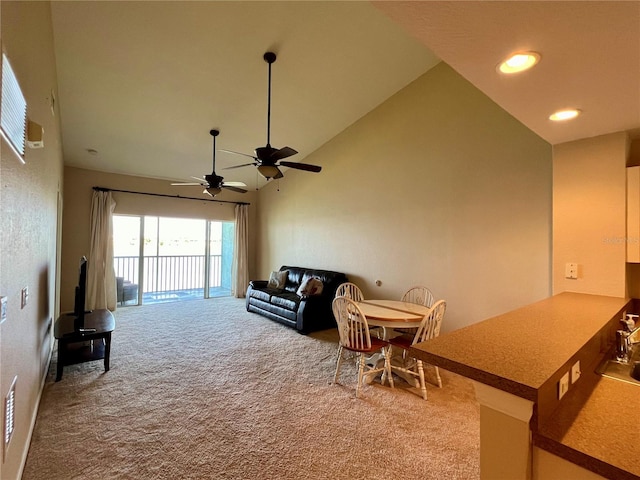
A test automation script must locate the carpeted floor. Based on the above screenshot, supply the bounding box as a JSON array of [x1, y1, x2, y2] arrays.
[[23, 297, 480, 479]]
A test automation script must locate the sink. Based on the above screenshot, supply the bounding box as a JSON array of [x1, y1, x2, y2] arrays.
[[597, 345, 640, 386]]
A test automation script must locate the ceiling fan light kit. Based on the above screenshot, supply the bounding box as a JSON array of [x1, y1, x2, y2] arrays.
[[257, 164, 281, 179]]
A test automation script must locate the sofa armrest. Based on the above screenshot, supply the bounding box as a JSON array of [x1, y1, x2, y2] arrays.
[[249, 280, 268, 289]]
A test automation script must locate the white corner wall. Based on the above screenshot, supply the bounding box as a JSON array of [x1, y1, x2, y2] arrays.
[[553, 132, 628, 297], [255, 63, 552, 332]]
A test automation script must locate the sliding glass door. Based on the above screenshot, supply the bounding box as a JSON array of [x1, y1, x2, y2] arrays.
[[113, 215, 233, 305]]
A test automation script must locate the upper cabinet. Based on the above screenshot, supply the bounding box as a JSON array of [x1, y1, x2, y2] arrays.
[[628, 166, 640, 263]]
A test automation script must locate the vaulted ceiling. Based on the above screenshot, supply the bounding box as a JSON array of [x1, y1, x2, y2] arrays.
[[50, 1, 640, 191]]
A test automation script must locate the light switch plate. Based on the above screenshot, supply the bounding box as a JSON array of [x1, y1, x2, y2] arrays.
[[20, 287, 28, 309], [571, 361, 581, 384], [0, 296, 6, 324]]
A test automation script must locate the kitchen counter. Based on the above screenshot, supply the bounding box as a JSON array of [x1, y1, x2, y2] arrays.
[[411, 292, 638, 479]]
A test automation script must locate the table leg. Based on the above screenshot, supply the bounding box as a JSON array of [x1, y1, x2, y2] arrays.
[[104, 332, 111, 372]]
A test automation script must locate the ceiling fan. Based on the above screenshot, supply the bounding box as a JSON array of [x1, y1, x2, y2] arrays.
[[171, 129, 248, 197], [221, 52, 322, 180]]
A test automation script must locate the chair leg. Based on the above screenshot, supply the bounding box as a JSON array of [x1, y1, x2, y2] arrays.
[[334, 346, 344, 383], [417, 359, 427, 401], [356, 354, 365, 398]]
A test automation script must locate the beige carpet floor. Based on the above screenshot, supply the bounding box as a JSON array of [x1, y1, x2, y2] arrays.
[[23, 297, 480, 479]]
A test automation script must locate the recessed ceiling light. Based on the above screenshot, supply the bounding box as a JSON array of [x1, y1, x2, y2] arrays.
[[498, 52, 541, 74], [549, 109, 582, 121]]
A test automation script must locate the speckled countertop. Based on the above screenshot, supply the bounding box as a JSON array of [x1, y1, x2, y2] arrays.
[[411, 292, 638, 480], [535, 371, 640, 479]]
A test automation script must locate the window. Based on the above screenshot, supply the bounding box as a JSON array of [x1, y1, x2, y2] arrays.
[[1, 53, 27, 161]]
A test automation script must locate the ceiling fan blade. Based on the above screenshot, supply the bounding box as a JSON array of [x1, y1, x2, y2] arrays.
[[222, 181, 247, 187], [273, 168, 284, 180], [223, 162, 256, 170], [219, 149, 257, 160], [203, 189, 213, 197], [171, 182, 204, 186], [269, 146, 298, 162], [222, 185, 248, 194], [278, 161, 322, 173]]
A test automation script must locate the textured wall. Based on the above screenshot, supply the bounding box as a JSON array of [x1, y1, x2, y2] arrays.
[[255, 63, 553, 332], [0, 2, 64, 478]]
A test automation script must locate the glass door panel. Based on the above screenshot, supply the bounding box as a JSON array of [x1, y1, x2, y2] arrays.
[[113, 215, 142, 305], [114, 214, 233, 305]]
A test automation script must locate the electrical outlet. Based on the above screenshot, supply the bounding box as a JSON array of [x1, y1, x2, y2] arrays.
[[558, 371, 570, 399], [20, 287, 28, 309], [565, 263, 578, 279], [571, 361, 581, 384]]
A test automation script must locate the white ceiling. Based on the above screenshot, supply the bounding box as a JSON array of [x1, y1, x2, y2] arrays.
[[375, 1, 640, 145], [51, 1, 640, 192]]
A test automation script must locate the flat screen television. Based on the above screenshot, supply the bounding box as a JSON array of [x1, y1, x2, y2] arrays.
[[73, 256, 88, 331]]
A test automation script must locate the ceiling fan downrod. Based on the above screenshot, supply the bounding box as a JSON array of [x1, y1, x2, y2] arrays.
[[210, 129, 219, 172], [264, 52, 276, 148]]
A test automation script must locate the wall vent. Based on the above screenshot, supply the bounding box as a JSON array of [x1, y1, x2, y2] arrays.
[[4, 376, 17, 460]]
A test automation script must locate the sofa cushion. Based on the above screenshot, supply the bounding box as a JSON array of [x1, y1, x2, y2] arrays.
[[270, 292, 300, 311], [249, 287, 277, 303], [267, 270, 288, 290], [282, 267, 305, 294]]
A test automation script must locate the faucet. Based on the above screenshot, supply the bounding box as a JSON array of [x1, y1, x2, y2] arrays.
[[621, 314, 640, 339], [616, 314, 640, 362]]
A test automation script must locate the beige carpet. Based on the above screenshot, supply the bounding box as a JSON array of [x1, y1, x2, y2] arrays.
[[23, 297, 480, 479]]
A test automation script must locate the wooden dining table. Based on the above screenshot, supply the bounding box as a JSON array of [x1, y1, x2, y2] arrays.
[[356, 299, 432, 388], [357, 299, 430, 339]]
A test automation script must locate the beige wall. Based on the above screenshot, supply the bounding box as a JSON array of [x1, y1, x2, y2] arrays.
[[553, 132, 628, 297], [0, 2, 64, 479], [255, 63, 553, 332], [60, 167, 258, 311]]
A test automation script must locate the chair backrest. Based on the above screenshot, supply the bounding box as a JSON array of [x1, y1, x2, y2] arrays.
[[335, 282, 364, 302], [401, 286, 434, 307], [412, 300, 447, 345], [332, 296, 372, 351]]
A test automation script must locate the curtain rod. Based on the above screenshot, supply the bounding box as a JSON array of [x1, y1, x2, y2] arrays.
[[92, 186, 250, 206]]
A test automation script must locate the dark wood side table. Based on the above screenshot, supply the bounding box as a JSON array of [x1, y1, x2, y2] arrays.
[[54, 309, 115, 381]]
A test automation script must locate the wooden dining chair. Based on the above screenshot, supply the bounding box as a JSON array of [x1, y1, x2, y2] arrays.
[[394, 286, 435, 335], [335, 282, 364, 302], [401, 285, 434, 307], [388, 300, 446, 400], [332, 296, 394, 397]]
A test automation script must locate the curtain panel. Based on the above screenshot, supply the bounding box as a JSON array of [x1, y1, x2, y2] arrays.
[[87, 190, 117, 310], [232, 204, 249, 298]]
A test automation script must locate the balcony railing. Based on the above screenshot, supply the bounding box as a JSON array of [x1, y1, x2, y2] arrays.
[[114, 254, 224, 297]]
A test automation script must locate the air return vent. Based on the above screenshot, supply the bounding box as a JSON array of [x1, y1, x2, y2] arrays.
[[4, 376, 16, 460]]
